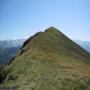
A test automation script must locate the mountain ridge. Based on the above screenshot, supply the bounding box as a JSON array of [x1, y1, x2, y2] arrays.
[[21, 27, 89, 59], [1, 27, 90, 90]]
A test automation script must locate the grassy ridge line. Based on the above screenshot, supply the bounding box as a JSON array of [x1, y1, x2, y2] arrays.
[[1, 27, 90, 90]]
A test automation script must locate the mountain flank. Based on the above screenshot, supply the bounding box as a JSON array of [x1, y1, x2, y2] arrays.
[[1, 27, 90, 90], [75, 40, 90, 53]]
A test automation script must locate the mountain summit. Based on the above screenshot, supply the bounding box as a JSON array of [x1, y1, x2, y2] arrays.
[[1, 27, 90, 90], [22, 27, 90, 59]]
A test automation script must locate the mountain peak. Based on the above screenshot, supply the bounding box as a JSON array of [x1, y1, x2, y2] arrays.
[[45, 26, 60, 33], [46, 26, 57, 30], [20, 27, 90, 60], [2, 27, 90, 90]]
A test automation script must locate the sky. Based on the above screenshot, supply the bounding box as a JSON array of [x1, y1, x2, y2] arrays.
[[0, 0, 90, 41]]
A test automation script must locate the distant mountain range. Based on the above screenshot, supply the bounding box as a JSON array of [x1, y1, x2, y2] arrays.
[[0, 39, 25, 64], [0, 39, 25, 48], [0, 47, 20, 64], [1, 27, 90, 90]]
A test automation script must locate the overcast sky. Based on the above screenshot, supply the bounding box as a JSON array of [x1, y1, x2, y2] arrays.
[[0, 0, 90, 41]]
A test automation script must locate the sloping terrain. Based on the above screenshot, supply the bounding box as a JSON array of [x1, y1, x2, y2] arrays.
[[1, 27, 90, 90], [75, 40, 90, 53]]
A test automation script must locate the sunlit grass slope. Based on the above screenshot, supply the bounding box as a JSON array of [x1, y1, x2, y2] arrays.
[[2, 27, 90, 90]]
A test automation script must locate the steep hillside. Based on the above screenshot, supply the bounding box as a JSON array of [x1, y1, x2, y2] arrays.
[[75, 40, 90, 53], [1, 27, 90, 90]]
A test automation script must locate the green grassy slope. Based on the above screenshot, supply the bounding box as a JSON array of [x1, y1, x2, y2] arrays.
[[1, 27, 90, 90]]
